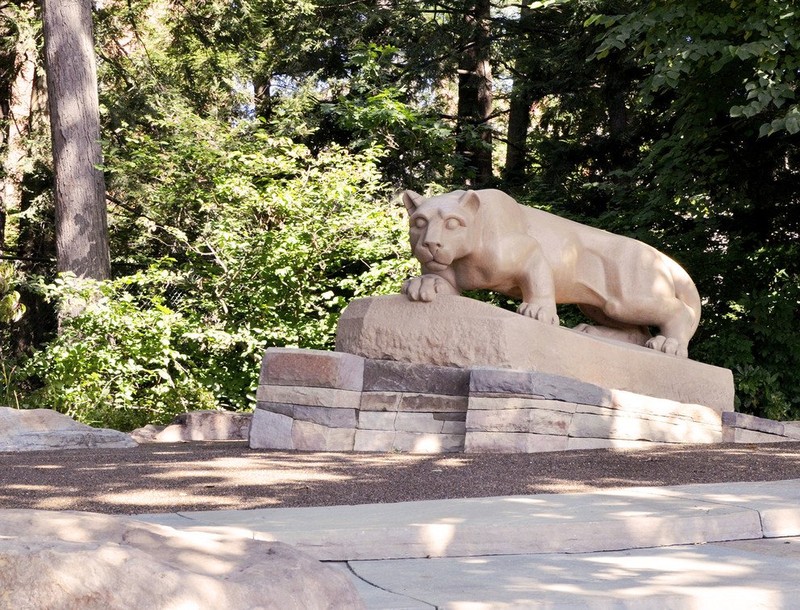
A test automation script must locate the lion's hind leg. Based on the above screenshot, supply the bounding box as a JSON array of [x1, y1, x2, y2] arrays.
[[574, 322, 651, 346], [575, 304, 651, 347], [597, 297, 696, 358], [645, 302, 698, 358]]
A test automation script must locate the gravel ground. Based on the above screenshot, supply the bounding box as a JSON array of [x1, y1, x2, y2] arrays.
[[2, 441, 800, 515]]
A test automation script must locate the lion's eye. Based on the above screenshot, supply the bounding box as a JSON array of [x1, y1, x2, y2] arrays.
[[413, 217, 428, 229], [445, 217, 462, 230]]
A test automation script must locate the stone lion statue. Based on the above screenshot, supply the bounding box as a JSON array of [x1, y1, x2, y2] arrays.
[[401, 189, 701, 358]]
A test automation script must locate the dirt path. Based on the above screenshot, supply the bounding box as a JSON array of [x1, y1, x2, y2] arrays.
[[2, 441, 800, 515]]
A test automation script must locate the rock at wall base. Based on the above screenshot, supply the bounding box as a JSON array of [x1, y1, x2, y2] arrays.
[[131, 411, 252, 444], [0, 408, 137, 452]]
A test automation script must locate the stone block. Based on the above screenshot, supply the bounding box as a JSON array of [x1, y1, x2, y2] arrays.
[[150, 425, 187, 443], [721, 411, 786, 436], [432, 412, 467, 422], [466, 408, 573, 435], [0, 510, 365, 610], [354, 429, 468, 453], [394, 412, 444, 434], [357, 411, 397, 431], [291, 420, 355, 451], [336, 295, 734, 413], [359, 392, 400, 412], [401, 394, 469, 412], [783, 423, 800, 440], [568, 409, 721, 443], [363, 359, 470, 396], [260, 347, 364, 391], [611, 390, 721, 426], [727, 428, 789, 444], [464, 431, 568, 453], [356, 411, 467, 436], [360, 392, 468, 413], [291, 405, 357, 429], [354, 430, 396, 452], [392, 432, 464, 453], [526, 434, 571, 452], [566, 437, 667, 451], [467, 396, 578, 413], [465, 431, 534, 453], [153, 411, 251, 442], [0, 408, 137, 451], [249, 409, 294, 449], [722, 426, 735, 443], [470, 368, 610, 407], [441, 420, 467, 435], [258, 403, 357, 429], [129, 424, 165, 443], [256, 385, 361, 409]]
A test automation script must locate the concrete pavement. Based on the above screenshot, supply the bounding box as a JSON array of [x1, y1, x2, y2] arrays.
[[136, 479, 800, 609]]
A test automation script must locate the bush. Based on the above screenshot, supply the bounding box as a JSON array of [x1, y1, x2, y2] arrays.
[[20, 275, 216, 430], [0, 263, 27, 408], [15, 135, 415, 430]]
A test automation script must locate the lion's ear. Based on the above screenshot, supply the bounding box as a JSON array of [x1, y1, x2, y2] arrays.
[[402, 190, 425, 214], [459, 190, 481, 213]]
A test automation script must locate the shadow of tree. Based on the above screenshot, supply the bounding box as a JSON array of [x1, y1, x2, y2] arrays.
[[349, 539, 800, 609], [1, 441, 799, 514]]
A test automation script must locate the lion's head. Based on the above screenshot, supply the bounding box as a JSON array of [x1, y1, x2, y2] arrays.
[[402, 190, 480, 270]]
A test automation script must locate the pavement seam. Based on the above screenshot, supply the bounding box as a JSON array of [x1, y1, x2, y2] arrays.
[[675, 492, 776, 541], [168, 512, 196, 522], [344, 560, 438, 609]]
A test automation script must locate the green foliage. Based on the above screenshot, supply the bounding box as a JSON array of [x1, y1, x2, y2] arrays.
[[323, 43, 457, 188], [0, 264, 25, 324], [4, 0, 422, 430], [693, 268, 800, 420], [583, 0, 800, 419], [15, 125, 413, 428], [104, 105, 415, 345], [590, 0, 800, 137], [7, 0, 800, 426], [21, 274, 217, 430], [0, 264, 26, 408]]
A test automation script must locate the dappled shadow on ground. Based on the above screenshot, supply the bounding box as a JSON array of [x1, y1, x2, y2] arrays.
[[1, 441, 800, 515], [349, 539, 800, 609]]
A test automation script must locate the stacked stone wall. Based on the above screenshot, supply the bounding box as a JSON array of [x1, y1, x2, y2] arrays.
[[251, 348, 726, 453]]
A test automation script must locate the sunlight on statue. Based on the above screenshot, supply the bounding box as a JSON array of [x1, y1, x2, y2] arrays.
[[401, 189, 701, 358]]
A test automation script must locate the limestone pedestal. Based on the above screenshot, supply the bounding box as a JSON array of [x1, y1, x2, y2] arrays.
[[249, 296, 737, 453], [335, 295, 734, 414]]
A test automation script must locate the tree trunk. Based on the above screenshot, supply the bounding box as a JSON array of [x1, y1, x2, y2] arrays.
[[253, 74, 272, 123], [2, 14, 38, 253], [1, 10, 15, 248], [41, 0, 110, 280], [503, 1, 534, 185], [455, 0, 493, 186], [504, 88, 535, 185]]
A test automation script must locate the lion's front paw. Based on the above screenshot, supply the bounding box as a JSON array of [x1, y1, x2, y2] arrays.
[[646, 335, 688, 358], [402, 274, 457, 302], [518, 301, 559, 325]]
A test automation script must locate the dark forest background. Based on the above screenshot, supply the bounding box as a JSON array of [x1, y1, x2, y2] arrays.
[[2, 0, 799, 428]]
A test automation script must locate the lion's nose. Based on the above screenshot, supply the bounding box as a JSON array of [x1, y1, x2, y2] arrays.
[[424, 239, 441, 255]]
